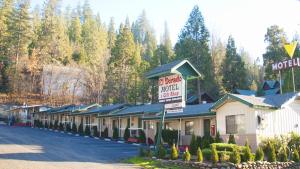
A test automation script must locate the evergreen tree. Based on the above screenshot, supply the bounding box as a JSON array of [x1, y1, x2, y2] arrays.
[[222, 36, 248, 92], [183, 147, 191, 162], [278, 147, 288, 162], [215, 131, 223, 143], [189, 133, 198, 155], [72, 123, 77, 133], [228, 134, 236, 144], [107, 17, 116, 49], [124, 127, 130, 141], [230, 147, 241, 164], [267, 142, 276, 162], [292, 149, 300, 162], [211, 144, 219, 164], [170, 144, 178, 160], [244, 140, 253, 162], [175, 5, 217, 97], [84, 125, 90, 136], [112, 127, 118, 139]]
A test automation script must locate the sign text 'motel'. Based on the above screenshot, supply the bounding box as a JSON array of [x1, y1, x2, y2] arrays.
[[272, 57, 300, 71], [158, 74, 182, 103]]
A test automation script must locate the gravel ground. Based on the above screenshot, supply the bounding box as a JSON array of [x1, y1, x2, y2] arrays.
[[0, 125, 140, 169]]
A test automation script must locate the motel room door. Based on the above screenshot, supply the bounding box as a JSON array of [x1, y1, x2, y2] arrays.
[[203, 119, 210, 137]]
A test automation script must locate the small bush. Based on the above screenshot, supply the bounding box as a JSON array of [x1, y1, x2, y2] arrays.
[[255, 147, 264, 161], [243, 141, 252, 162], [182, 147, 191, 162], [78, 123, 84, 135], [92, 126, 98, 137], [45, 121, 48, 128], [103, 127, 108, 138], [66, 123, 71, 132], [161, 129, 178, 146], [170, 144, 178, 160], [202, 136, 212, 148], [49, 122, 53, 129], [220, 152, 230, 163], [230, 147, 241, 164], [139, 147, 146, 157], [54, 120, 58, 130], [124, 127, 130, 141], [139, 129, 146, 143], [215, 131, 223, 143], [292, 149, 300, 162], [278, 147, 288, 162], [190, 133, 198, 155], [228, 134, 236, 144], [211, 144, 219, 164], [211, 143, 245, 152], [157, 144, 166, 159], [267, 142, 276, 162], [85, 125, 91, 136], [197, 147, 203, 162], [59, 123, 64, 131], [202, 148, 212, 160], [72, 123, 77, 133], [112, 127, 118, 139]]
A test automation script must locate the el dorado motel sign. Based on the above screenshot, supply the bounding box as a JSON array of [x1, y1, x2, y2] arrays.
[[158, 74, 185, 113]]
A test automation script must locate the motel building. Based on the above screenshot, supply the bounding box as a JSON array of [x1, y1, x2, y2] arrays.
[[29, 59, 300, 150]]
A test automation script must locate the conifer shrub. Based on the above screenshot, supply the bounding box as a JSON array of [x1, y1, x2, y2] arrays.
[[182, 147, 191, 162], [171, 144, 178, 160], [190, 133, 198, 155], [197, 147, 203, 162], [72, 123, 77, 133], [220, 152, 230, 163], [211, 144, 219, 164], [59, 123, 64, 131], [66, 123, 71, 132], [45, 121, 48, 128], [255, 147, 264, 161], [103, 127, 108, 138], [215, 131, 223, 143], [85, 125, 91, 136], [139, 129, 146, 143], [243, 140, 253, 162], [267, 142, 276, 162], [54, 120, 58, 130], [278, 147, 288, 162], [49, 122, 53, 129], [157, 144, 166, 159], [78, 123, 84, 135], [228, 134, 236, 144], [92, 126, 98, 137], [112, 127, 118, 139], [230, 147, 241, 164], [139, 147, 146, 157], [124, 127, 130, 141], [292, 149, 300, 162]]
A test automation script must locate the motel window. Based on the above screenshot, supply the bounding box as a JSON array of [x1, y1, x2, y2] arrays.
[[226, 115, 245, 134], [185, 121, 194, 135]]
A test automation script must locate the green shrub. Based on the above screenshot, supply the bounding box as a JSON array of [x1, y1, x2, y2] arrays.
[[202, 148, 212, 160], [243, 141, 252, 162], [228, 134, 236, 144], [190, 133, 198, 155], [171, 144, 178, 160], [161, 129, 178, 146], [45, 121, 48, 128], [202, 136, 213, 148], [54, 120, 58, 130], [124, 127, 130, 141], [292, 149, 300, 162], [139, 147, 146, 157], [267, 142, 276, 162], [85, 125, 91, 136], [78, 123, 84, 135], [288, 132, 300, 150], [92, 126, 98, 137], [157, 144, 166, 159], [49, 122, 53, 129], [197, 147, 203, 162], [278, 147, 288, 162], [215, 131, 223, 143], [183, 147, 191, 162], [112, 127, 118, 139], [66, 123, 71, 132], [103, 127, 108, 138], [230, 147, 241, 164], [255, 147, 264, 161], [59, 123, 64, 131], [211, 143, 245, 152], [211, 144, 219, 164], [72, 123, 77, 133], [139, 129, 146, 143], [220, 152, 230, 163]]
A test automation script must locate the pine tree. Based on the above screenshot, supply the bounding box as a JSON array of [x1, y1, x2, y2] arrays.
[[211, 144, 219, 164], [107, 17, 116, 49], [215, 131, 223, 143], [190, 133, 198, 155], [267, 142, 276, 162], [175, 5, 217, 97], [124, 127, 130, 141], [228, 134, 236, 144], [170, 144, 178, 160], [292, 149, 300, 162], [222, 36, 248, 92], [183, 147, 191, 162], [197, 147, 203, 162], [230, 147, 241, 164], [244, 140, 253, 162]]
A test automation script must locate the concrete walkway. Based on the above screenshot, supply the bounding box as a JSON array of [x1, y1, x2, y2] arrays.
[[0, 125, 139, 169]]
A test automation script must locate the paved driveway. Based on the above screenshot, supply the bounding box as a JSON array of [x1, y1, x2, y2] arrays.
[[0, 125, 139, 169]]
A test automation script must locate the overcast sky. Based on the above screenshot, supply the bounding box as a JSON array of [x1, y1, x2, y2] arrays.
[[32, 0, 300, 62]]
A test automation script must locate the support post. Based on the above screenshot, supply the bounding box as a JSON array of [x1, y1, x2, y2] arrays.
[[279, 70, 282, 94], [118, 117, 121, 138], [155, 109, 166, 155], [99, 118, 102, 137], [292, 67, 296, 92]]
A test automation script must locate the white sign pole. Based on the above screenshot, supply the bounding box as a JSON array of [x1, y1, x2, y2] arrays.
[[279, 70, 282, 94], [292, 67, 296, 92]]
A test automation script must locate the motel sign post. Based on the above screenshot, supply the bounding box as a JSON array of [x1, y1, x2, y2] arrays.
[[145, 59, 201, 154]]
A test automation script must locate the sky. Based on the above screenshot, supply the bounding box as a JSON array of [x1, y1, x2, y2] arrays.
[[31, 0, 300, 62]]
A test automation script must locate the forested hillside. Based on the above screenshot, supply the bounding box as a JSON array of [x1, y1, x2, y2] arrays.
[[0, 0, 298, 105]]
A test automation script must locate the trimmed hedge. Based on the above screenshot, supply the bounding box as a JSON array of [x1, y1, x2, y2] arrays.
[[211, 143, 246, 152]]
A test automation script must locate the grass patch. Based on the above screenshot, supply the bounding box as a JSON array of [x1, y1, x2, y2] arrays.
[[123, 156, 189, 169]]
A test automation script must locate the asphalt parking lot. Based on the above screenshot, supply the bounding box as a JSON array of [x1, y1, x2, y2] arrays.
[[0, 125, 139, 169]]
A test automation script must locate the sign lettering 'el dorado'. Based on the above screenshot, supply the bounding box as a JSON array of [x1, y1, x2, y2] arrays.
[[158, 74, 184, 113]]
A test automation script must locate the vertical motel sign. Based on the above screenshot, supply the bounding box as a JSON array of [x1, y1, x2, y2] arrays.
[[159, 74, 185, 113]]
